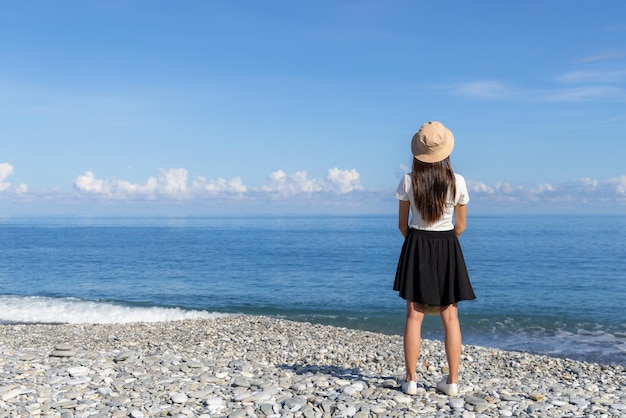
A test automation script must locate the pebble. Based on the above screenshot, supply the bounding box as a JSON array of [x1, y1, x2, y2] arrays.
[[465, 395, 488, 406], [530, 391, 546, 402], [449, 398, 464, 409], [1, 389, 22, 401], [50, 343, 77, 358], [0, 315, 623, 417], [171, 392, 188, 404], [67, 366, 90, 377], [114, 350, 134, 362]]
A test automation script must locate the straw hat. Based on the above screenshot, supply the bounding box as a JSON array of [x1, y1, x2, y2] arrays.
[[411, 121, 455, 163]]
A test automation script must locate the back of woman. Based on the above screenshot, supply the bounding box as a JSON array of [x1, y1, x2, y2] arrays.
[[394, 121, 476, 397]]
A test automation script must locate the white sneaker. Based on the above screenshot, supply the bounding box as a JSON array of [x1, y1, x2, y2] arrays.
[[437, 378, 458, 396], [401, 380, 417, 395]]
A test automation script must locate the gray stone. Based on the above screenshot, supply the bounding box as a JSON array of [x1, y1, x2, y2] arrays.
[[114, 351, 134, 362], [51, 350, 76, 357], [227, 410, 247, 418], [336, 405, 357, 417], [259, 403, 276, 415], [232, 377, 250, 387], [67, 366, 90, 377], [465, 395, 488, 406], [54, 343, 74, 351], [171, 392, 188, 404], [449, 398, 464, 409]]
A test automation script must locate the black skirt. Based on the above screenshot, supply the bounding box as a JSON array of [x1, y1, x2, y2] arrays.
[[394, 228, 476, 305]]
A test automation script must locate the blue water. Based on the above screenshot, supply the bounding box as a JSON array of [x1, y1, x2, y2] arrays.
[[0, 215, 624, 366]]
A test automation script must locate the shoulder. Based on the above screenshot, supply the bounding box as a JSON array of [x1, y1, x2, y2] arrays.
[[453, 173, 469, 204], [395, 172, 412, 200], [399, 172, 412, 185], [454, 173, 467, 187]]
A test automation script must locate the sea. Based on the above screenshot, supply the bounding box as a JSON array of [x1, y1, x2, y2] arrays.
[[0, 214, 624, 366]]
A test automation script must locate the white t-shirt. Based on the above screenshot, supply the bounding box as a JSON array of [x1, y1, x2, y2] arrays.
[[395, 172, 469, 231]]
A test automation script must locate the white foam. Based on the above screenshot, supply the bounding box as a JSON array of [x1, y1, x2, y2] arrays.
[[0, 295, 229, 324]]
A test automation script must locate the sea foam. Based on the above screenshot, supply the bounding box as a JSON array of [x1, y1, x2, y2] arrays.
[[0, 295, 227, 324]]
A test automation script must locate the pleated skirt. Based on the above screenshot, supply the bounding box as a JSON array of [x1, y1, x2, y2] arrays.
[[394, 228, 476, 305]]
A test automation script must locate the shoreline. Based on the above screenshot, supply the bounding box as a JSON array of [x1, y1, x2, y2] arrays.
[[0, 315, 624, 417]]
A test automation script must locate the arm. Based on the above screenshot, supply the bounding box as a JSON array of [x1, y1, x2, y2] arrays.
[[398, 200, 410, 238], [453, 204, 467, 237]]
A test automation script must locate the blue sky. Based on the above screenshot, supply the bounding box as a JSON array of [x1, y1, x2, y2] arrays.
[[1, 1, 625, 215]]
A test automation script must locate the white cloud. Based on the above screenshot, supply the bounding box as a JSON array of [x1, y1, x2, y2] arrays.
[[0, 163, 16, 192], [542, 86, 626, 102], [449, 80, 516, 99], [158, 168, 188, 196], [579, 177, 599, 189], [5, 167, 624, 214], [534, 183, 554, 194], [259, 168, 362, 196], [74, 167, 363, 200], [74, 171, 106, 194], [468, 177, 626, 208], [468, 181, 495, 194], [14, 183, 28, 195], [607, 175, 626, 195], [261, 170, 324, 195], [578, 51, 626, 63], [0, 162, 28, 194], [493, 182, 519, 194], [547, 68, 626, 101], [449, 66, 626, 103], [326, 167, 363, 194], [557, 70, 626, 84], [74, 168, 191, 199], [192, 176, 247, 194]]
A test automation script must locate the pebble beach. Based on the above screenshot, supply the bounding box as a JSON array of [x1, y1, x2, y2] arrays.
[[0, 315, 624, 418]]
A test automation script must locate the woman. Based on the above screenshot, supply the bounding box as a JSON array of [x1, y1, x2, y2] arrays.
[[394, 121, 476, 397]]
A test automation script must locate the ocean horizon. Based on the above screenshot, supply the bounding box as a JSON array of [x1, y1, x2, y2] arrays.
[[0, 214, 624, 366]]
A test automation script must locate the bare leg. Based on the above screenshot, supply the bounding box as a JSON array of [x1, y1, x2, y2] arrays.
[[439, 304, 461, 383], [404, 301, 425, 381]]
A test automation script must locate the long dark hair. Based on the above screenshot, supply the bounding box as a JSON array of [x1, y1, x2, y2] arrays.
[[412, 157, 456, 225]]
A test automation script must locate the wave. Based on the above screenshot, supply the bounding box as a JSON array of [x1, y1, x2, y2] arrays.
[[456, 315, 626, 366], [0, 295, 228, 324]]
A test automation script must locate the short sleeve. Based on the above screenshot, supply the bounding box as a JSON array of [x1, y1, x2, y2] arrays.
[[455, 174, 470, 205], [395, 174, 411, 201]]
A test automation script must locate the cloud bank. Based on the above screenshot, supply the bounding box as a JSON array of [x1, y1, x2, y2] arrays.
[[1, 162, 625, 214], [466, 176, 626, 212], [73, 167, 363, 200]]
